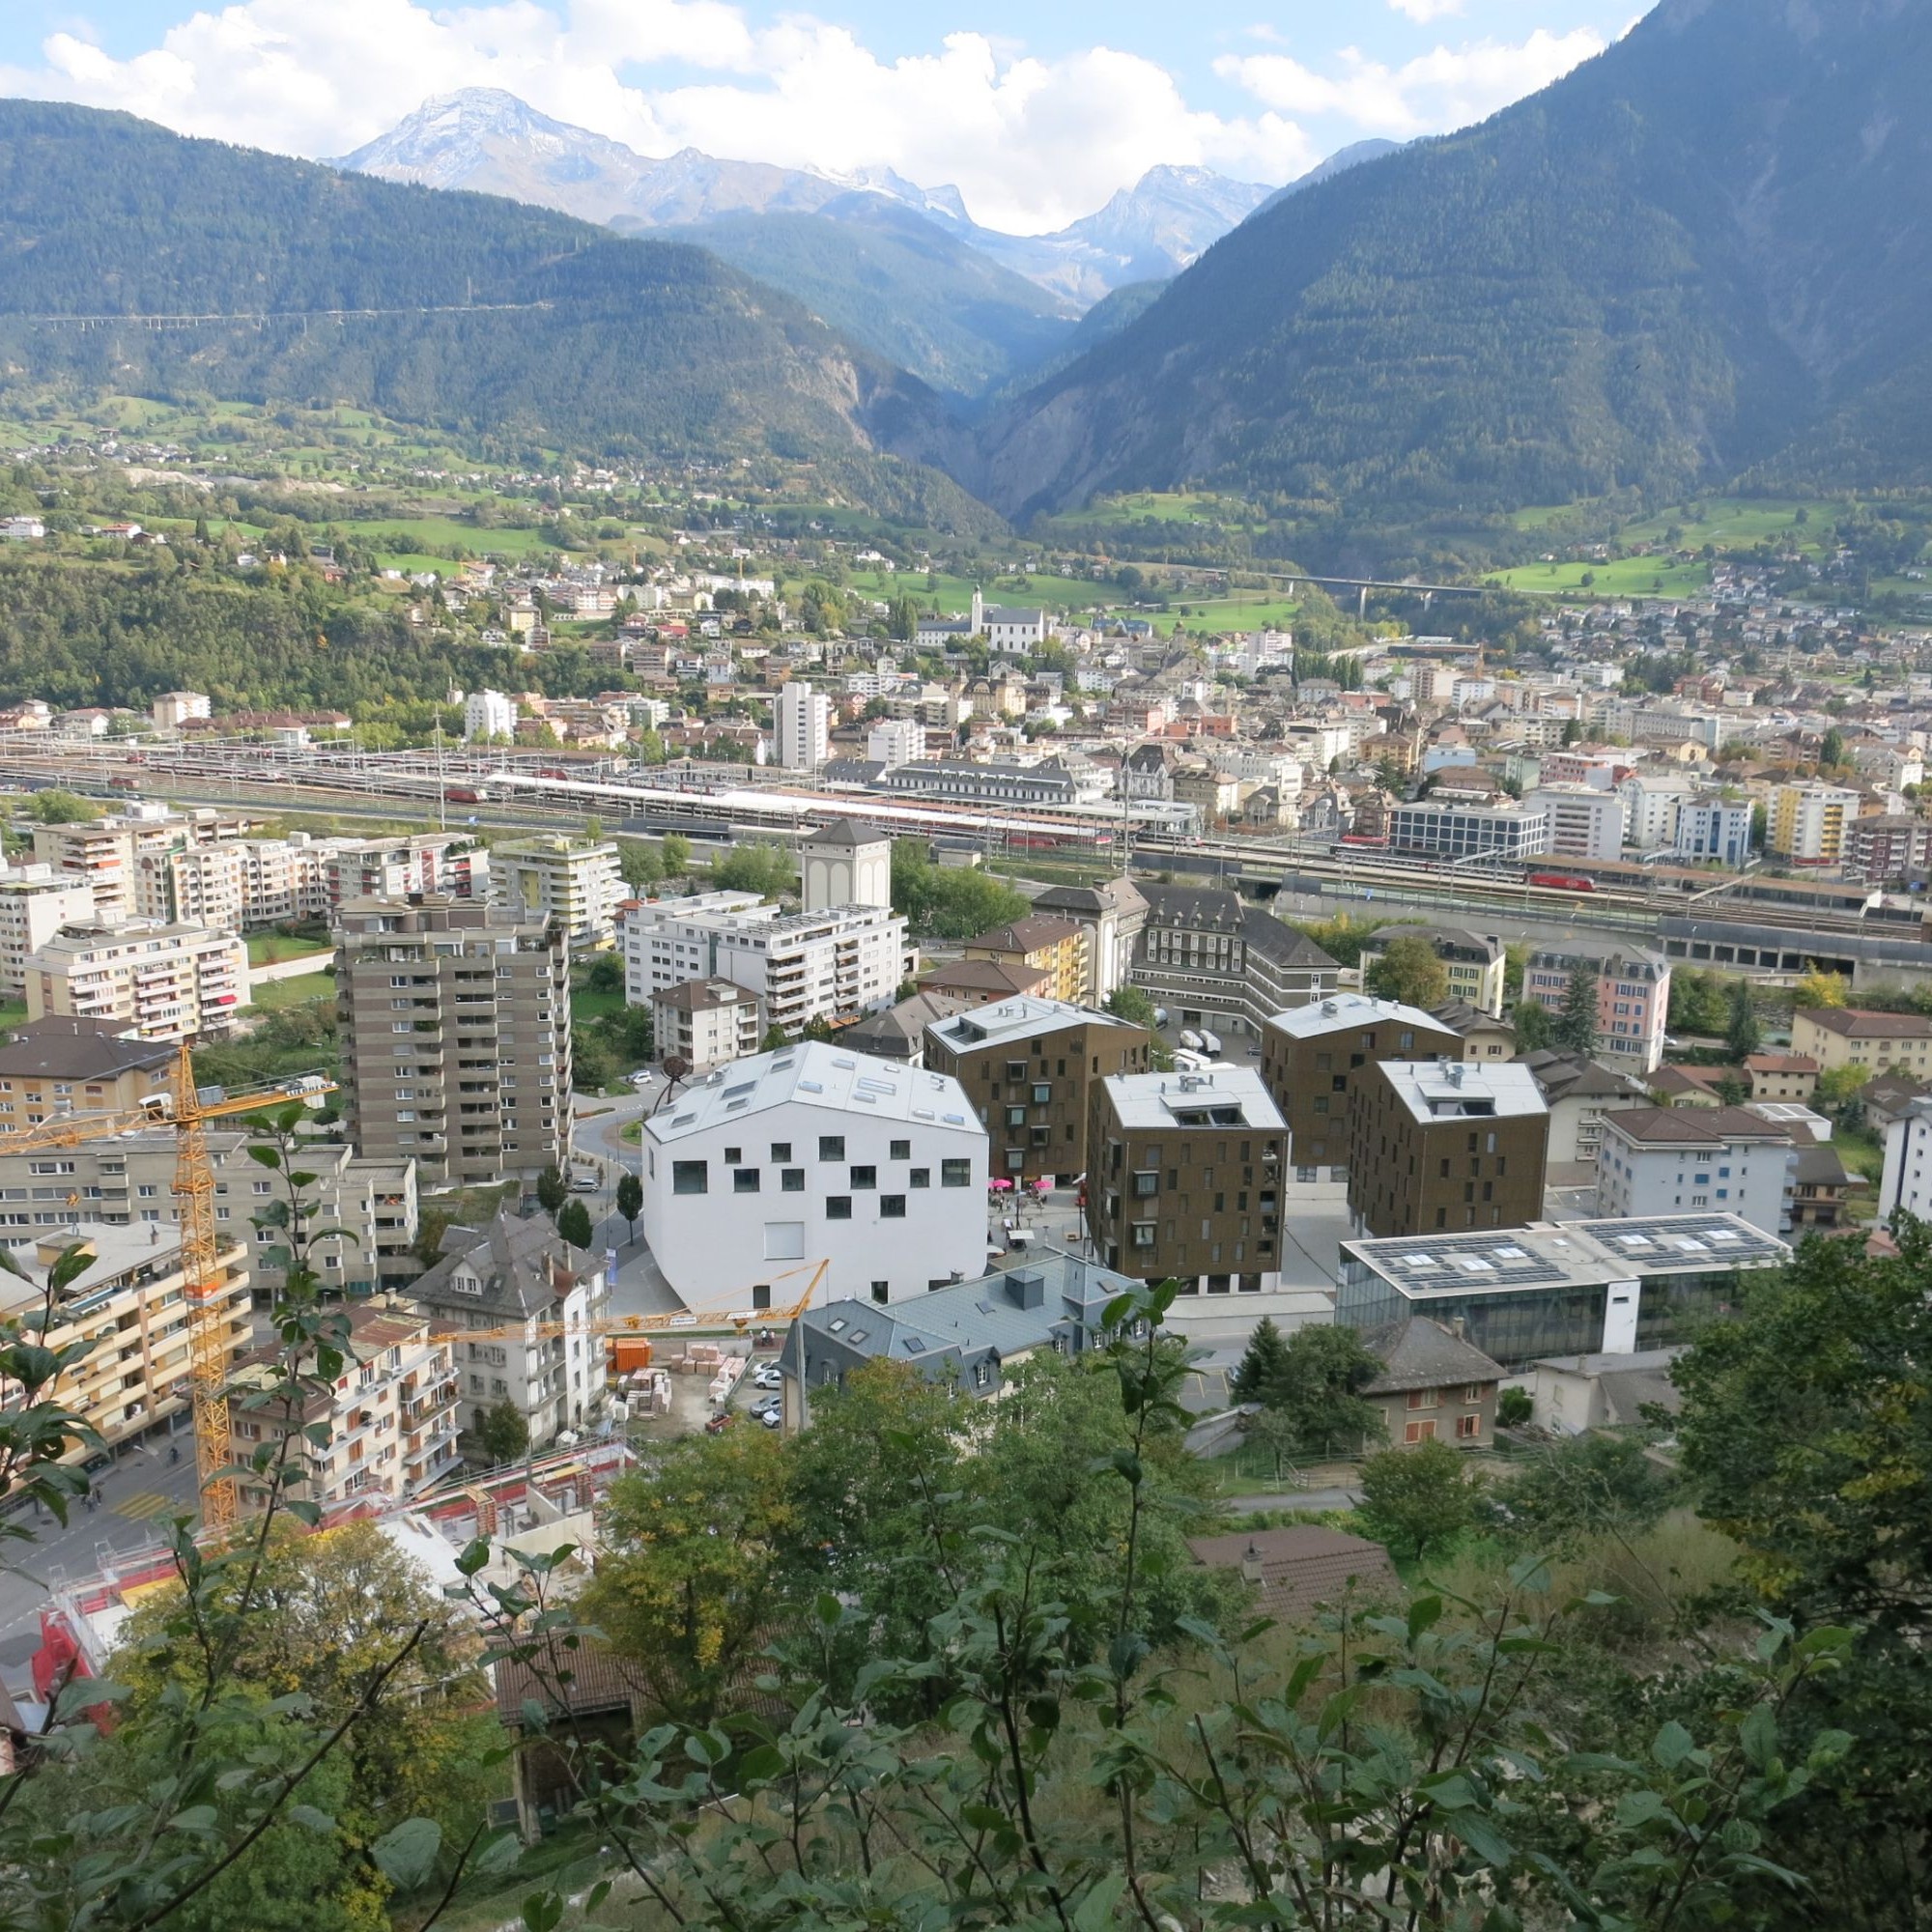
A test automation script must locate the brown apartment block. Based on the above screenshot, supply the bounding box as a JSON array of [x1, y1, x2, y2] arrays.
[[336, 895, 572, 1187], [1348, 1059, 1550, 1238], [1085, 1066, 1288, 1296], [923, 995, 1150, 1182], [1260, 993, 1461, 1179]]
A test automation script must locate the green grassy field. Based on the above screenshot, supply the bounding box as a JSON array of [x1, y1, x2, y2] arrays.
[[341, 514, 557, 556], [1050, 490, 1262, 529], [245, 931, 330, 965], [1491, 554, 1715, 598], [846, 567, 1107, 614], [572, 983, 626, 1025], [249, 971, 335, 1011]]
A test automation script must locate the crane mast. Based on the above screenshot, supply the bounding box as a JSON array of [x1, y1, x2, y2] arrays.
[[0, 1043, 334, 1535]]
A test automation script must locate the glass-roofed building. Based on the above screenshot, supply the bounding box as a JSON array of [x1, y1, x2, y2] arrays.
[[1336, 1213, 1787, 1368]]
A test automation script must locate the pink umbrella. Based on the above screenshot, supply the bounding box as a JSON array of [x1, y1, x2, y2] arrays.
[[988, 1178, 1015, 1192]]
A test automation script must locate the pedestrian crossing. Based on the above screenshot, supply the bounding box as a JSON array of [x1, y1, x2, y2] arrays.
[[112, 1490, 184, 1522]]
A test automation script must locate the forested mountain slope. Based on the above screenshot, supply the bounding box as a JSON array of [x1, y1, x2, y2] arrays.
[[972, 0, 1932, 519], [0, 101, 991, 531]]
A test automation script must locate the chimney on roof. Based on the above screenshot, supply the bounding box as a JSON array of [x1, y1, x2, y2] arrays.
[[1240, 1542, 1264, 1587]]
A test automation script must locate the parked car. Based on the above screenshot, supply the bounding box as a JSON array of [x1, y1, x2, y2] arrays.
[[753, 1366, 783, 1389], [757, 1407, 781, 1429]]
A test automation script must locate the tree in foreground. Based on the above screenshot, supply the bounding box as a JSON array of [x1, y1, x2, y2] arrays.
[[1357, 1435, 1481, 1561]]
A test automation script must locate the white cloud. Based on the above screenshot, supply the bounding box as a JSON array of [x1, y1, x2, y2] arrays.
[[1387, 0, 1465, 21], [1214, 26, 1605, 140], [0, 1, 1601, 233]]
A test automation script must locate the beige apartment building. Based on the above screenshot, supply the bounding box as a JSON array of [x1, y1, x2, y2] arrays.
[[0, 1225, 252, 1480], [336, 896, 572, 1187], [31, 807, 253, 925], [0, 1018, 176, 1129], [1792, 1007, 1932, 1076], [651, 978, 762, 1073], [228, 1301, 463, 1512], [26, 921, 250, 1041]]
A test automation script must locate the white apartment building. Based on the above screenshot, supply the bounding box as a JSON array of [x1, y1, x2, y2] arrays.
[[1528, 783, 1626, 864], [777, 681, 832, 771], [229, 1301, 462, 1511], [323, 834, 490, 911], [1880, 1096, 1932, 1226], [1619, 775, 1697, 850], [464, 688, 518, 741], [866, 717, 926, 765], [638, 1042, 988, 1308], [496, 836, 624, 950], [1596, 1107, 1798, 1239], [1676, 798, 1754, 868], [26, 922, 250, 1041], [620, 894, 907, 1035], [408, 1209, 611, 1448], [0, 865, 95, 997]]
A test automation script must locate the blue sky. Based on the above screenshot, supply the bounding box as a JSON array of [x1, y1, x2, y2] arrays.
[[0, 1, 1640, 231]]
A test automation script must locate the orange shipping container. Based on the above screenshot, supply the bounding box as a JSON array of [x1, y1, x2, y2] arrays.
[[609, 1338, 654, 1374]]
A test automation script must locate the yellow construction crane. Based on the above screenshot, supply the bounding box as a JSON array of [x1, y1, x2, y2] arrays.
[[0, 1042, 337, 1531], [431, 1257, 829, 1350]]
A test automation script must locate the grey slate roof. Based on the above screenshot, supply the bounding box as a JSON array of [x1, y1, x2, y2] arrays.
[[1033, 876, 1149, 921], [1359, 1316, 1506, 1396], [842, 992, 968, 1059], [0, 1018, 175, 1081], [1519, 1049, 1651, 1105], [805, 819, 886, 849], [409, 1208, 574, 1320], [782, 1247, 1134, 1400]]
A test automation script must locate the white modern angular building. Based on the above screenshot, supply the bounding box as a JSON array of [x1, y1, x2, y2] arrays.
[[637, 1041, 989, 1308]]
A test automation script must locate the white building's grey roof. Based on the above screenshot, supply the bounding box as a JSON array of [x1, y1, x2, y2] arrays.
[[927, 995, 1137, 1054], [1099, 1066, 1287, 1132], [643, 1040, 981, 1146], [1378, 1060, 1548, 1124], [1344, 1213, 1787, 1300], [1262, 992, 1447, 1041]]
